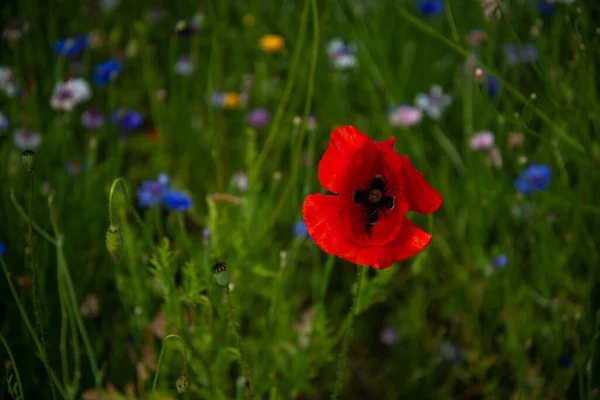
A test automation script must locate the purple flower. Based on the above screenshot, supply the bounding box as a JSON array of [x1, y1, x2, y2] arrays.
[[111, 108, 143, 131], [485, 75, 501, 98], [0, 241, 6, 257], [558, 353, 573, 368], [93, 59, 122, 86], [416, 0, 444, 16], [292, 219, 308, 238], [136, 174, 169, 208], [164, 190, 192, 212], [539, 0, 555, 16], [81, 108, 105, 129], [245, 108, 271, 128], [514, 164, 551, 195], [503, 43, 538, 66], [379, 328, 399, 345], [53, 35, 89, 57], [0, 111, 9, 131], [493, 254, 508, 268], [519, 43, 538, 64]]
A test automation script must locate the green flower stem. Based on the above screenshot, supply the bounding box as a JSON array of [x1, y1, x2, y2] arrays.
[[394, 4, 584, 152], [26, 173, 56, 400], [0, 257, 67, 398], [9, 189, 56, 246], [108, 178, 154, 249], [223, 286, 254, 399], [331, 266, 367, 400], [0, 333, 24, 400], [152, 334, 188, 392], [48, 196, 103, 395]]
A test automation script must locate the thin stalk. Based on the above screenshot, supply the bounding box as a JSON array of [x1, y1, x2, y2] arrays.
[[0, 257, 67, 398], [48, 197, 103, 393], [108, 178, 154, 249], [331, 266, 367, 400], [0, 333, 24, 400], [224, 286, 254, 399], [152, 334, 188, 392], [10, 190, 56, 246], [26, 173, 56, 400]]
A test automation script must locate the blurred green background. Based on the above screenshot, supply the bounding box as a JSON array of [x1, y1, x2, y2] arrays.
[[1, 0, 600, 398]]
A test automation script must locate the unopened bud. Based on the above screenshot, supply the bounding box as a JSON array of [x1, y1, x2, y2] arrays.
[[106, 225, 122, 260], [176, 375, 190, 393], [211, 261, 230, 287], [21, 150, 35, 172]]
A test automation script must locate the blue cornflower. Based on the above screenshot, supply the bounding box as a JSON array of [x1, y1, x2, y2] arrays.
[[558, 353, 574, 368], [53, 35, 89, 57], [0, 241, 6, 257], [493, 254, 508, 268], [514, 164, 551, 195], [93, 60, 122, 86], [485, 75, 501, 98], [136, 174, 169, 208], [292, 219, 308, 238], [164, 190, 192, 212], [111, 108, 143, 131], [416, 0, 444, 16], [0, 111, 9, 131], [539, 0, 555, 16]]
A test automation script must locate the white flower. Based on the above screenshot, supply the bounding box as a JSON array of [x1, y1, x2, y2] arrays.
[[470, 131, 495, 150], [414, 85, 452, 120], [388, 105, 423, 127], [174, 56, 194, 76], [50, 78, 92, 111], [13, 128, 42, 151], [327, 38, 358, 70], [327, 38, 345, 58], [0, 67, 17, 97], [232, 170, 248, 192]]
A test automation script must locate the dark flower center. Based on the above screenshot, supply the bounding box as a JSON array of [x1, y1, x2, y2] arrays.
[[368, 189, 382, 203], [353, 175, 395, 236]]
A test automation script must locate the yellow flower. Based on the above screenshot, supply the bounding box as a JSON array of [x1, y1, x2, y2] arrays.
[[259, 34, 285, 53], [223, 92, 240, 109], [243, 14, 256, 27]]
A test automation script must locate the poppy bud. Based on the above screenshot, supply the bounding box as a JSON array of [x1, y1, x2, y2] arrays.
[[211, 261, 230, 287], [105, 225, 122, 260], [176, 375, 190, 393], [21, 150, 35, 172]]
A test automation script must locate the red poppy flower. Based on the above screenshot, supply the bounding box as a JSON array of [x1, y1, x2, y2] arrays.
[[302, 126, 442, 269]]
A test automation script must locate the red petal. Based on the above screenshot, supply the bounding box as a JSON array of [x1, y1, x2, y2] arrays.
[[400, 155, 442, 214], [339, 142, 408, 247], [302, 193, 349, 256], [318, 126, 395, 194], [345, 217, 432, 269], [303, 192, 432, 268]]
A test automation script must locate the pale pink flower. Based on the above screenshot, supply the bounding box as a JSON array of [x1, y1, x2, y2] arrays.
[[388, 105, 423, 127], [470, 131, 495, 151]]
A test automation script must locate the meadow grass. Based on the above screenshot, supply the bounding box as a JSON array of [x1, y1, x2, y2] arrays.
[[1, 0, 600, 398]]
